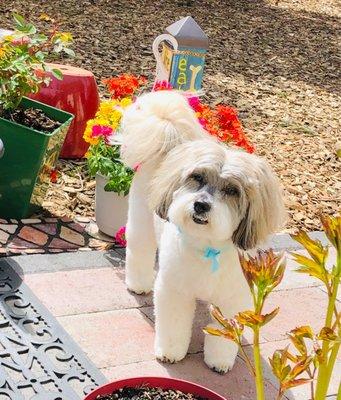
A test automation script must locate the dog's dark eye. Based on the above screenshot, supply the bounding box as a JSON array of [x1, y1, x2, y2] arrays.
[[222, 186, 240, 197], [191, 173, 205, 185]]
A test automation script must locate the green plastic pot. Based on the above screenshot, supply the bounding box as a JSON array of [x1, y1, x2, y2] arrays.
[[0, 97, 74, 218]]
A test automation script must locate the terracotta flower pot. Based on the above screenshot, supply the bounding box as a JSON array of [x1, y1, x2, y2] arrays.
[[31, 63, 100, 159], [95, 173, 128, 237], [84, 376, 226, 400]]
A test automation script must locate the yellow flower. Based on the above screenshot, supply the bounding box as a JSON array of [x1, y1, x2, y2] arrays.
[[4, 35, 14, 42], [58, 32, 73, 43], [120, 97, 132, 108], [39, 13, 53, 21]]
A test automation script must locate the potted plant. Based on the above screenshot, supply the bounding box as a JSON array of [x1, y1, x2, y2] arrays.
[[0, 14, 74, 218], [84, 376, 226, 400], [83, 74, 147, 237], [204, 214, 340, 400]]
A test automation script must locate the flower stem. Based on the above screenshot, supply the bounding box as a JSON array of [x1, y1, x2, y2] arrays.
[[315, 262, 340, 399], [337, 380, 341, 400], [253, 326, 265, 400]]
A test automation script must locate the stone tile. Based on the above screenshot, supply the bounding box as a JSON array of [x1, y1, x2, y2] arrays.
[[25, 267, 152, 316], [8, 238, 39, 249], [44, 218, 58, 223], [35, 223, 57, 235], [101, 353, 279, 400], [58, 309, 155, 368], [61, 216, 73, 222], [21, 218, 41, 224], [0, 224, 17, 234], [69, 222, 85, 233], [0, 219, 7, 223], [49, 238, 78, 249], [89, 238, 107, 248], [75, 216, 90, 223], [261, 287, 328, 342], [18, 226, 48, 246], [60, 226, 85, 246], [0, 230, 9, 244], [24, 249, 46, 254], [10, 219, 17, 223]]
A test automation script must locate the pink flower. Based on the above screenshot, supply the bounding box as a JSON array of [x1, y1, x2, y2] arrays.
[[115, 226, 126, 247], [187, 96, 200, 110], [153, 80, 173, 91], [11, 36, 30, 46], [133, 163, 141, 172], [198, 118, 207, 127], [92, 125, 113, 138]]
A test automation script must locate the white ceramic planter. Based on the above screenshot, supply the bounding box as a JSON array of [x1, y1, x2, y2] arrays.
[[95, 173, 129, 237]]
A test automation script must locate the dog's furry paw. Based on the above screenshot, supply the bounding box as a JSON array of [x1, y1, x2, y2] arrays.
[[156, 355, 178, 364], [125, 279, 153, 295], [127, 286, 152, 295], [204, 336, 238, 373], [155, 346, 187, 364], [204, 355, 236, 374]]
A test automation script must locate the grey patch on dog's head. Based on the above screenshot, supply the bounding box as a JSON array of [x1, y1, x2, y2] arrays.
[[155, 196, 169, 220]]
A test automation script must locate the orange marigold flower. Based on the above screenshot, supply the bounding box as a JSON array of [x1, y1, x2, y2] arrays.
[[103, 74, 147, 100]]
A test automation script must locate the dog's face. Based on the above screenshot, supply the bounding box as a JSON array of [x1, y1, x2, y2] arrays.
[[168, 168, 246, 242], [150, 140, 286, 249]]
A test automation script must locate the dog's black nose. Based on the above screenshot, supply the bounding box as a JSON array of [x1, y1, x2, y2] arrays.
[[194, 201, 211, 214]]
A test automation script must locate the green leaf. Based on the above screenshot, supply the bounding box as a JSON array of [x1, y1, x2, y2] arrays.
[[51, 69, 63, 80], [63, 47, 75, 57], [13, 13, 26, 28]]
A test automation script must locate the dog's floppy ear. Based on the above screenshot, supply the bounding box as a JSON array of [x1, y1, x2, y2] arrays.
[[232, 158, 286, 250], [149, 145, 188, 220], [154, 194, 170, 220]]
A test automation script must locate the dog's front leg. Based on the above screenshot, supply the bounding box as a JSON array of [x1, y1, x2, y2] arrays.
[[204, 294, 250, 373], [125, 172, 157, 294], [154, 283, 195, 363]]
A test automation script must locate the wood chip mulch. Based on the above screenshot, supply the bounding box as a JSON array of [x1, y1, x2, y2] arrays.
[[1, 0, 340, 233]]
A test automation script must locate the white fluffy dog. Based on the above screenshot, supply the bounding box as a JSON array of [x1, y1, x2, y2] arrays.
[[120, 90, 285, 372]]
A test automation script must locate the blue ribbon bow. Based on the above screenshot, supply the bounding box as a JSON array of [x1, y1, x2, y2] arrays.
[[203, 247, 221, 273]]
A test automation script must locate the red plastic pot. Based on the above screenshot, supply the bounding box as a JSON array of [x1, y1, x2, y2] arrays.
[[31, 63, 100, 159], [84, 377, 226, 400]]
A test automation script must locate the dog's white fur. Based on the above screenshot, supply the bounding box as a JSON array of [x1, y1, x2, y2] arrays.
[[120, 90, 285, 372]]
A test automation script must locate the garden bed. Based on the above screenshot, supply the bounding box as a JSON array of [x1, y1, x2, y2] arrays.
[[2, 0, 340, 232]]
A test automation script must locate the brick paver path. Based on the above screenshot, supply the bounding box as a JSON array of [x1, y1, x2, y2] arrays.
[[23, 248, 340, 400]]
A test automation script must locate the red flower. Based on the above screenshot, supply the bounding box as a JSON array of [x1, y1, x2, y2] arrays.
[[103, 74, 147, 100], [188, 98, 255, 153], [50, 169, 58, 183]]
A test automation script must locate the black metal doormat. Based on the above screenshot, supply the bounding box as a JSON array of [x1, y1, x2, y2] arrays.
[[0, 262, 107, 399]]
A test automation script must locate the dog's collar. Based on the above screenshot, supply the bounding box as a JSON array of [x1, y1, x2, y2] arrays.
[[176, 226, 230, 273]]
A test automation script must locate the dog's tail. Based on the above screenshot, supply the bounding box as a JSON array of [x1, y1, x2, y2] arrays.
[[120, 90, 208, 169]]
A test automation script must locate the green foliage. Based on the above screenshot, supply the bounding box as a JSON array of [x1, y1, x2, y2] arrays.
[[0, 14, 74, 111], [87, 138, 133, 196]]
